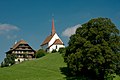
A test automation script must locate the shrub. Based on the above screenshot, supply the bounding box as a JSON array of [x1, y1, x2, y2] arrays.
[[1, 62, 4, 68], [35, 49, 46, 58], [52, 49, 57, 53], [58, 48, 66, 54]]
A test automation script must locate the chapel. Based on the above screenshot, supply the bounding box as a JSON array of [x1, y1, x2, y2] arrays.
[[41, 18, 65, 52]]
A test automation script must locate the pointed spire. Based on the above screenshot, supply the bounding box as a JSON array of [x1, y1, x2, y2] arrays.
[[51, 17, 56, 35]]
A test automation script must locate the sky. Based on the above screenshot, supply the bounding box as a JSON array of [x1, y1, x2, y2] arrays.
[[0, 0, 120, 62]]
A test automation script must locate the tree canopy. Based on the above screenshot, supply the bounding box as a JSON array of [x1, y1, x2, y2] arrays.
[[64, 18, 120, 80]]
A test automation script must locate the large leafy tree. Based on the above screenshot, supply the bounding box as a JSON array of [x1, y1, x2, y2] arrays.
[[64, 18, 120, 80]]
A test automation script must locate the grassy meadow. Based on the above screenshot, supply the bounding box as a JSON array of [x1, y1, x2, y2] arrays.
[[0, 53, 120, 80], [0, 53, 66, 80]]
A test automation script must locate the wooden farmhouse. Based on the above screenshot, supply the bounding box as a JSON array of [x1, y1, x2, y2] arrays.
[[6, 40, 36, 62], [41, 18, 65, 52]]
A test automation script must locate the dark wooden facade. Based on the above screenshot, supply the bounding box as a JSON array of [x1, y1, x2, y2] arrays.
[[6, 40, 36, 62]]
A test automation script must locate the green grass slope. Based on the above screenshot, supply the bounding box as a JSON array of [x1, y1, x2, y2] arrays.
[[0, 53, 67, 80], [0, 53, 120, 80]]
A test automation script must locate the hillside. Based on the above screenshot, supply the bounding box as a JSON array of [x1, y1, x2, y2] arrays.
[[0, 53, 120, 80], [0, 53, 67, 80]]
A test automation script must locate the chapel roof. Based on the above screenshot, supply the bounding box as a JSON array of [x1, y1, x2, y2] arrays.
[[41, 33, 55, 46]]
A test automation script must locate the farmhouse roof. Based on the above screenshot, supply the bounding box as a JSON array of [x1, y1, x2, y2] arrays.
[[11, 39, 28, 50]]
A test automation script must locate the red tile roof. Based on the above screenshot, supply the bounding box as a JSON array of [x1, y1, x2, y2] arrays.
[[41, 33, 55, 46]]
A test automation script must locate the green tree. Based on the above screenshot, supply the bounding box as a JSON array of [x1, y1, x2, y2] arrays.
[[58, 48, 66, 54], [1, 61, 4, 67], [64, 18, 120, 80], [35, 49, 46, 58], [4, 57, 10, 66], [1, 54, 16, 67]]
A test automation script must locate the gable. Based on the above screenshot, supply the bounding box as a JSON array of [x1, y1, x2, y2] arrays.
[[48, 33, 63, 46], [9, 40, 35, 52], [53, 39, 63, 45], [47, 39, 64, 48], [11, 40, 27, 50], [41, 33, 55, 46]]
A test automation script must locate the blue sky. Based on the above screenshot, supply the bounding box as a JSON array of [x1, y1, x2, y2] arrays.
[[0, 0, 120, 62]]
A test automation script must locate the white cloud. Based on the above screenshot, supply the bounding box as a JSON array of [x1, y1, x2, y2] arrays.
[[6, 35, 17, 39], [62, 24, 82, 37], [0, 23, 19, 31], [0, 23, 20, 39]]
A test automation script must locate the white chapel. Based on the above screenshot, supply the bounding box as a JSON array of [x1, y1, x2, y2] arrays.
[[41, 18, 65, 52]]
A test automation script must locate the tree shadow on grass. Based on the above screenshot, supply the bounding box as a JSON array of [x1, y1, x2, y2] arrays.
[[60, 67, 87, 80]]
